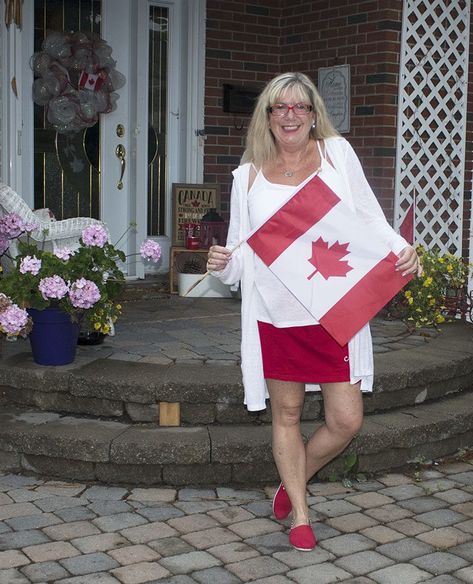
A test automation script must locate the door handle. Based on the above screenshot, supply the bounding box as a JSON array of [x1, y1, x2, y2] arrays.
[[115, 144, 126, 190]]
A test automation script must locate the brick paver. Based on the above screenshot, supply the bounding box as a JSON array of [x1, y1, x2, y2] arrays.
[[0, 458, 471, 583]]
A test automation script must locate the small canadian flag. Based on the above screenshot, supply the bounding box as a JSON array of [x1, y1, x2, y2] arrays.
[[247, 176, 412, 346], [79, 70, 105, 92]]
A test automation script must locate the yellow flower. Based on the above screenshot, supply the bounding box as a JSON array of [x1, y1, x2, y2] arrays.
[[423, 276, 433, 287], [404, 290, 412, 298], [116, 304, 122, 311], [94, 322, 101, 330], [102, 325, 110, 334], [435, 314, 445, 323], [408, 297, 414, 305], [447, 264, 453, 273], [438, 257, 445, 263]]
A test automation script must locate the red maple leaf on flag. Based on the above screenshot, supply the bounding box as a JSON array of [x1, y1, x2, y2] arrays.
[[307, 237, 353, 280]]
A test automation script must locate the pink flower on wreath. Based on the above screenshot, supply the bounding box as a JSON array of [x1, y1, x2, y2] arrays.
[[54, 247, 74, 261], [38, 275, 69, 300], [69, 278, 101, 309], [82, 224, 109, 248], [0, 304, 30, 335], [19, 255, 42, 275], [0, 213, 25, 239], [140, 239, 162, 263]]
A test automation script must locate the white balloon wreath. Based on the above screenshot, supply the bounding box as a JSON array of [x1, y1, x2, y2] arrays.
[[32, 31, 126, 134]]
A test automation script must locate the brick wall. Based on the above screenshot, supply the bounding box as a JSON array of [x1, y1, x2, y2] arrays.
[[280, 0, 403, 222], [204, 0, 283, 214], [204, 0, 404, 222]]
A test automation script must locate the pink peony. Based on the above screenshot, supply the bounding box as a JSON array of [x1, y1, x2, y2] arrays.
[[82, 225, 109, 248], [0, 304, 29, 335], [69, 278, 101, 309], [54, 247, 74, 260], [38, 275, 69, 300], [140, 239, 162, 263], [19, 255, 42, 275]]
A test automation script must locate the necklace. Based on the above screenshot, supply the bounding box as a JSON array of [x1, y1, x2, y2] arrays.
[[279, 142, 313, 177]]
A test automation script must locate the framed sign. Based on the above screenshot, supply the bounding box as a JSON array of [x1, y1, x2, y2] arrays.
[[318, 64, 351, 134], [172, 183, 220, 246]]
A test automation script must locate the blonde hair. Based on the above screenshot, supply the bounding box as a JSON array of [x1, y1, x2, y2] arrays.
[[242, 72, 339, 167]]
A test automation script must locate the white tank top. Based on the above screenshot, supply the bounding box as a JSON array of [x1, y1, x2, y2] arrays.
[[248, 141, 346, 327]]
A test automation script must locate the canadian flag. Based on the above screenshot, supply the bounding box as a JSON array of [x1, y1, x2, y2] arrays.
[[78, 70, 105, 92], [399, 192, 416, 244], [247, 176, 412, 346]]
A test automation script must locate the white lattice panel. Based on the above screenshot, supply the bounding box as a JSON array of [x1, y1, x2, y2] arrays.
[[394, 0, 470, 255]]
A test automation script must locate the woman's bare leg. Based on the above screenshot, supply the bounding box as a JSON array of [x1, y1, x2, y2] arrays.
[[305, 382, 363, 481], [267, 379, 309, 526]]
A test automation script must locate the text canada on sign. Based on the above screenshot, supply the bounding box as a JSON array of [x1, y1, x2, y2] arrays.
[[172, 183, 220, 246]]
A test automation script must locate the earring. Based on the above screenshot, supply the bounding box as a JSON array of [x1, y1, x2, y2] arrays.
[[312, 122, 316, 129]]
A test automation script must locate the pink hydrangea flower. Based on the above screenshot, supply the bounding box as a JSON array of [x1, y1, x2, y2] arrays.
[[82, 225, 109, 248], [0, 304, 29, 335], [38, 275, 69, 300], [140, 239, 162, 262], [0, 213, 26, 239], [23, 222, 39, 233], [69, 278, 101, 309], [54, 247, 74, 260], [19, 255, 42, 275]]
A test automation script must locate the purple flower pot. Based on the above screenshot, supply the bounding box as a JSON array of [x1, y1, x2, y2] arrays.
[[28, 307, 79, 365]]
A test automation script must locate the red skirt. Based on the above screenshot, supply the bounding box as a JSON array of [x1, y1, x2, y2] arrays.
[[257, 321, 349, 383]]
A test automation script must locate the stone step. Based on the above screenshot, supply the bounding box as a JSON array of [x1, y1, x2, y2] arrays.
[[0, 322, 473, 425], [0, 390, 472, 486]]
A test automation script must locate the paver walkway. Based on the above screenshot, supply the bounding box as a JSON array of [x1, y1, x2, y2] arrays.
[[0, 457, 472, 584]]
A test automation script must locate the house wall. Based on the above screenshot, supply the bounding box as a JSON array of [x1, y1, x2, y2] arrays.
[[204, 0, 404, 223]]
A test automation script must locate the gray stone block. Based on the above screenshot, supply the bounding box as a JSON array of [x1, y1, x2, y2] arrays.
[[21, 560, 69, 582], [411, 551, 469, 575], [125, 402, 159, 423], [21, 454, 96, 481], [32, 391, 123, 418], [0, 449, 20, 472], [180, 403, 216, 425], [70, 358, 163, 402], [209, 425, 272, 464], [110, 426, 209, 465], [95, 462, 163, 485], [163, 463, 232, 486], [231, 461, 279, 484], [0, 529, 49, 551], [60, 552, 120, 576]]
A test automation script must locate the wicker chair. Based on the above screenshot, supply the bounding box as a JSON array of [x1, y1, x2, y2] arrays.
[[0, 182, 109, 256]]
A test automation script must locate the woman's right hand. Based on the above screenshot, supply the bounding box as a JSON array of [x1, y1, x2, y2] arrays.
[[207, 245, 231, 271]]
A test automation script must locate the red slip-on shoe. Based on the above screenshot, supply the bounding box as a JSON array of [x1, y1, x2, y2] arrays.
[[272, 482, 292, 520], [289, 523, 317, 551]]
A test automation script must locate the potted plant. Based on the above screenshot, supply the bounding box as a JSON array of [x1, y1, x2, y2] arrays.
[[0, 213, 162, 364], [389, 245, 472, 329], [175, 251, 231, 298]]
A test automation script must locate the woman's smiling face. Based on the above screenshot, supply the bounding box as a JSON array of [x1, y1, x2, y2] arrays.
[[268, 88, 315, 150]]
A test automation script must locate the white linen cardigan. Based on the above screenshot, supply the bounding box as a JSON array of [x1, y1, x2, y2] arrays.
[[213, 137, 408, 412]]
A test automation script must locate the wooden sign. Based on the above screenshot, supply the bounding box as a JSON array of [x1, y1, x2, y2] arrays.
[[172, 183, 220, 246]]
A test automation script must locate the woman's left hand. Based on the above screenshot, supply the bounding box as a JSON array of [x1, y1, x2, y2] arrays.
[[396, 245, 422, 277]]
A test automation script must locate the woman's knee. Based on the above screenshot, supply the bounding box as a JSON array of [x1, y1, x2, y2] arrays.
[[328, 411, 363, 440], [272, 403, 303, 427]]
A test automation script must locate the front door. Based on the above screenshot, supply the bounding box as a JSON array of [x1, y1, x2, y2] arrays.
[[9, 0, 204, 276]]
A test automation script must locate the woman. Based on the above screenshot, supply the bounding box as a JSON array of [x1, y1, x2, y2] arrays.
[[207, 72, 419, 551]]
